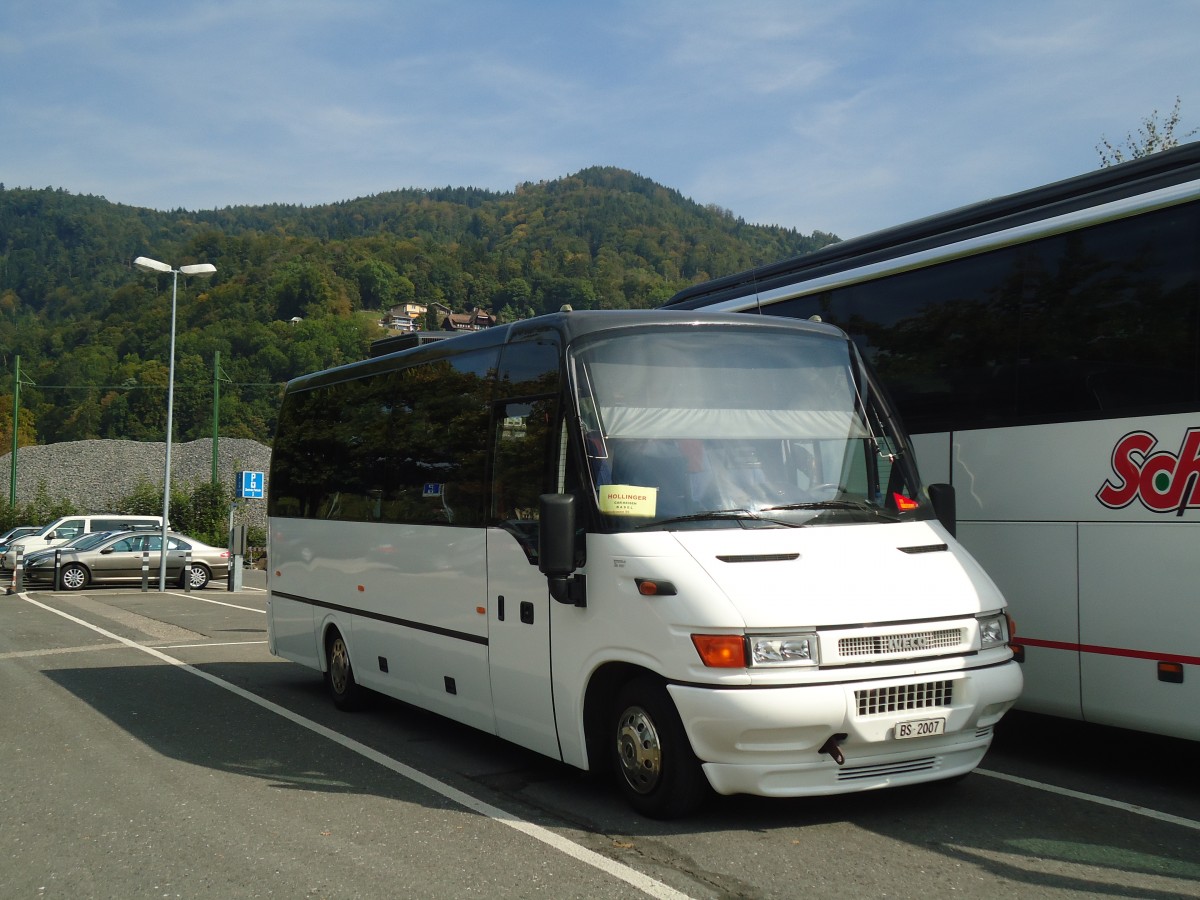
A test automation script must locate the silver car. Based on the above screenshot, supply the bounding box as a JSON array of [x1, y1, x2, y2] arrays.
[[0, 525, 41, 569], [20, 530, 124, 568], [24, 530, 230, 591]]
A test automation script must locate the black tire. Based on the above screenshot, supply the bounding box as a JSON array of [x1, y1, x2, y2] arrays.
[[60, 563, 89, 591], [611, 676, 709, 818], [180, 563, 211, 590], [325, 628, 366, 711]]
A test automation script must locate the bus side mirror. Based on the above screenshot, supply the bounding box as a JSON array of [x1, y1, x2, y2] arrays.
[[539, 493, 586, 606], [927, 483, 956, 537]]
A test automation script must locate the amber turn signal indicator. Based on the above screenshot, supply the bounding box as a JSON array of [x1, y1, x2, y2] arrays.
[[636, 578, 677, 596], [692, 634, 746, 668]]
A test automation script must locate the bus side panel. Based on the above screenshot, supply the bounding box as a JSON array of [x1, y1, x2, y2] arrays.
[[910, 432, 950, 485], [271, 518, 496, 733], [268, 591, 320, 670], [951, 421, 1114, 522], [957, 521, 1082, 720], [1079, 522, 1200, 740], [345, 526, 494, 734], [354, 612, 496, 734]]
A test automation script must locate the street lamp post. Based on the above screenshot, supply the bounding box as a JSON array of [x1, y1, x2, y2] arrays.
[[133, 256, 217, 591]]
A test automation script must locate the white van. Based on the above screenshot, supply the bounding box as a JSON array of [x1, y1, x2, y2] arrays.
[[5, 514, 163, 569]]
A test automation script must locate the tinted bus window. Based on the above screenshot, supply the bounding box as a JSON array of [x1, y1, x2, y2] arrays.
[[764, 202, 1200, 432], [491, 340, 561, 560], [270, 347, 498, 525]]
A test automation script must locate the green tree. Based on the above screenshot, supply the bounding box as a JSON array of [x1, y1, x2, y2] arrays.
[[121, 479, 165, 516], [0, 484, 76, 531], [0, 394, 38, 449], [169, 480, 229, 545], [0, 170, 839, 448], [270, 258, 341, 320], [1097, 96, 1197, 166], [354, 258, 403, 310]]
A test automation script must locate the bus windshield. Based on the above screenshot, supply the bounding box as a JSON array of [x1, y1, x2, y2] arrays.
[[570, 326, 929, 531]]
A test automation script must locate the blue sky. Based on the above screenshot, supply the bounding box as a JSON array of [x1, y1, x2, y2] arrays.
[[2, 1, 1197, 239]]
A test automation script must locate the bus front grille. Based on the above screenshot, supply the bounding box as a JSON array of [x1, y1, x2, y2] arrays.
[[839, 628, 964, 659]]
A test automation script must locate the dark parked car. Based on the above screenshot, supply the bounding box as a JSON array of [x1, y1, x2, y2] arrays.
[[23, 531, 230, 590]]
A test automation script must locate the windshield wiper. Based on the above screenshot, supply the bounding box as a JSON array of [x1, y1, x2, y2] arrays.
[[760, 500, 867, 511], [637, 509, 805, 529], [760, 500, 898, 518]]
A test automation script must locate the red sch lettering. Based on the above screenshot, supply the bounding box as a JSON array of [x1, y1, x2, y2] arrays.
[[1097, 428, 1200, 514], [1096, 431, 1156, 509]]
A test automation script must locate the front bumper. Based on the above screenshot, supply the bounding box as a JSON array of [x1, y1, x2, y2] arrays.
[[668, 660, 1022, 797]]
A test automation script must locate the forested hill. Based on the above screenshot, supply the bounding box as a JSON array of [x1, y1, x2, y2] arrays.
[[0, 167, 838, 447]]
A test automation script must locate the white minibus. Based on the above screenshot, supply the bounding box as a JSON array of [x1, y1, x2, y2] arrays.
[[267, 310, 1021, 816]]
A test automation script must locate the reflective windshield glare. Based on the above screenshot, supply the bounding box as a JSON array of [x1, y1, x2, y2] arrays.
[[571, 327, 928, 530]]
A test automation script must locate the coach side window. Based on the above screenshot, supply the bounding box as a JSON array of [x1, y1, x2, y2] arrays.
[[490, 340, 561, 562], [383, 349, 498, 526]]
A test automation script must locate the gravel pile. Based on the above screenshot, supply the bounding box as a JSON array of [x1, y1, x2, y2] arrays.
[[0, 439, 272, 532]]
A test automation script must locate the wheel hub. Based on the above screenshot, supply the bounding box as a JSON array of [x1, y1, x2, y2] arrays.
[[329, 640, 350, 694], [616, 705, 662, 794]]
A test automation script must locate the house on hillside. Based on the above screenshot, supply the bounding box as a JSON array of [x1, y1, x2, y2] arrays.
[[438, 306, 497, 332], [381, 302, 428, 333]]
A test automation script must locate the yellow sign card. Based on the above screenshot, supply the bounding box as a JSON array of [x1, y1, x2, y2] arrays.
[[599, 484, 658, 517]]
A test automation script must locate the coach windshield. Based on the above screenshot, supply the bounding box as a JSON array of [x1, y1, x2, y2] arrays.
[[569, 325, 930, 532]]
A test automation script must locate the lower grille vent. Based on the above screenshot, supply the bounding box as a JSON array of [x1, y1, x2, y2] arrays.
[[837, 757, 937, 781], [856, 680, 954, 716]]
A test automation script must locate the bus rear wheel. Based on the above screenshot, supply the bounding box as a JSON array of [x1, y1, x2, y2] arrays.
[[611, 676, 708, 818], [325, 628, 366, 711]]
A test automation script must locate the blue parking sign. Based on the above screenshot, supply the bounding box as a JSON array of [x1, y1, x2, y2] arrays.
[[237, 471, 265, 499]]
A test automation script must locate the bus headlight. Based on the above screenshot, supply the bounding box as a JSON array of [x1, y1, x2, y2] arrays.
[[750, 633, 819, 667], [978, 613, 1010, 648]]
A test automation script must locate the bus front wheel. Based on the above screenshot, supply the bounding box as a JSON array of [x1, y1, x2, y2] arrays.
[[325, 628, 366, 711], [611, 676, 708, 818]]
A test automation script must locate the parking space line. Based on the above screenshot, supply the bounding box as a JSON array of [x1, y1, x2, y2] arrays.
[[976, 768, 1200, 832], [157, 640, 268, 649], [16, 591, 694, 900], [0, 642, 127, 660], [160, 592, 265, 613]]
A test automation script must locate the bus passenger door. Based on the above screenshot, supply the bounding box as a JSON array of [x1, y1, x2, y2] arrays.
[[487, 529, 559, 758], [487, 395, 562, 759]]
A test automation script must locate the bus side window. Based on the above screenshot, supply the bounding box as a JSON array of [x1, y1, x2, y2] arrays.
[[491, 338, 561, 562], [492, 397, 557, 562]]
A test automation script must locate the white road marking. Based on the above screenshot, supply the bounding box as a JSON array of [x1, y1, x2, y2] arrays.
[[0, 642, 126, 660], [975, 768, 1200, 832], [16, 591, 694, 900], [157, 640, 268, 649], [160, 591, 265, 613]]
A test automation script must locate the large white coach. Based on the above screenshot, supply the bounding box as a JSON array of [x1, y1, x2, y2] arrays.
[[267, 310, 1021, 816], [665, 144, 1200, 742]]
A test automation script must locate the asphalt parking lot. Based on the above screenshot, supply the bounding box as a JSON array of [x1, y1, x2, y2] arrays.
[[2, 573, 1197, 899]]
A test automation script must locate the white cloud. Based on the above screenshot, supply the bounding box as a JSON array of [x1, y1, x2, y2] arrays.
[[3, 1, 1197, 234]]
